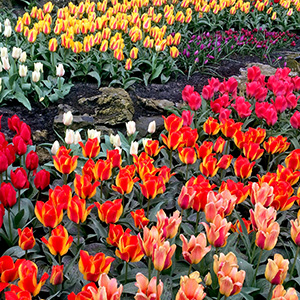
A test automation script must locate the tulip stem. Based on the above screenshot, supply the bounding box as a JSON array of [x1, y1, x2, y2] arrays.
[[289, 246, 299, 280], [77, 223, 81, 246], [185, 164, 189, 182], [266, 153, 272, 173], [7, 207, 12, 242], [63, 174, 68, 185], [148, 256, 152, 280], [5, 170, 8, 182], [146, 198, 150, 219], [18, 189, 21, 213], [156, 270, 160, 297], [252, 248, 263, 286], [188, 264, 193, 276], [217, 291, 221, 300], [36, 191, 40, 202], [267, 284, 274, 300], [125, 261, 128, 284], [100, 181, 103, 199], [58, 254, 61, 265], [225, 140, 230, 155], [169, 149, 173, 169], [195, 211, 200, 235], [0, 173, 2, 184], [25, 250, 28, 260]]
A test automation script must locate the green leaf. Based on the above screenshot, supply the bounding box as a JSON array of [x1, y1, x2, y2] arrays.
[[150, 64, 164, 81], [88, 71, 101, 87], [122, 282, 137, 295], [14, 92, 31, 110], [21, 83, 31, 91]]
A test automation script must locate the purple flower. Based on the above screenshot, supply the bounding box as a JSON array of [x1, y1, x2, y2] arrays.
[[186, 51, 190, 58], [194, 50, 199, 55], [195, 57, 199, 63], [200, 44, 205, 50]]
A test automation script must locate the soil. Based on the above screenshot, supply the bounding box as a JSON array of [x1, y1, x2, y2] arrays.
[[0, 53, 265, 144]]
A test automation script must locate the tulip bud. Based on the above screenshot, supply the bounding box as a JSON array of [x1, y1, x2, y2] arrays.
[[63, 111, 73, 126], [65, 129, 75, 144], [0, 47, 8, 58], [1, 57, 10, 71], [12, 47, 22, 59], [87, 129, 101, 142], [56, 63, 65, 77], [74, 131, 82, 144], [50, 265, 64, 285], [204, 272, 212, 285], [126, 121, 136, 136], [51, 140, 60, 155], [19, 65, 28, 77], [32, 71, 40, 83], [110, 134, 121, 147], [148, 120, 156, 133], [4, 25, 12, 37], [19, 52, 27, 63], [34, 62, 43, 73], [130, 141, 139, 155], [18, 227, 35, 250], [4, 19, 10, 27]]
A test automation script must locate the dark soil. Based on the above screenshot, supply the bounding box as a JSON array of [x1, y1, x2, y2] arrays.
[[0, 54, 265, 144]]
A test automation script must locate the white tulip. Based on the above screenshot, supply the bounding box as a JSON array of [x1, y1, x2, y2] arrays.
[[148, 120, 156, 133], [65, 129, 75, 145], [11, 47, 22, 59], [1, 57, 10, 71], [56, 63, 65, 77], [19, 52, 27, 63], [19, 65, 28, 77], [3, 25, 12, 38], [32, 71, 40, 83], [34, 62, 43, 73], [51, 140, 60, 155], [87, 129, 101, 142], [130, 141, 139, 155], [110, 134, 121, 148], [74, 131, 82, 144], [4, 19, 11, 27], [63, 111, 73, 126], [126, 121, 136, 136], [0, 47, 8, 58]]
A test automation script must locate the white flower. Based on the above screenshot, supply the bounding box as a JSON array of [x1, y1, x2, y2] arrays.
[[1, 57, 10, 71], [51, 140, 60, 155], [3, 25, 12, 38], [56, 63, 65, 77], [4, 19, 11, 27], [32, 71, 40, 83], [0, 47, 8, 58], [115, 146, 122, 154], [110, 134, 121, 148], [34, 62, 43, 73], [11, 47, 22, 59], [19, 65, 28, 77], [65, 129, 75, 145], [130, 141, 139, 155], [19, 52, 27, 63], [148, 120, 156, 133], [88, 129, 101, 142], [126, 121, 136, 136], [74, 131, 82, 144], [63, 111, 73, 126]]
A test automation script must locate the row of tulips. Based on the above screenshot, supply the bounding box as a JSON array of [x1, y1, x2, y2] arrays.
[[1, 68, 300, 299]]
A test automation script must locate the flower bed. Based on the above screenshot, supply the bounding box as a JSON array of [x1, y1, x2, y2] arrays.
[[0, 65, 300, 299]]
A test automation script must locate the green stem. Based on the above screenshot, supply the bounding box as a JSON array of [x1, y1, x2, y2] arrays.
[[267, 284, 274, 300], [36, 190, 40, 202], [58, 254, 61, 265], [156, 270, 160, 297], [148, 256, 152, 281], [7, 207, 12, 242], [100, 181, 103, 199], [289, 246, 299, 280], [25, 250, 28, 260], [0, 173, 2, 184], [185, 164, 189, 182], [266, 153, 272, 173], [188, 264, 193, 276], [195, 211, 200, 235], [216, 291, 221, 300], [146, 198, 150, 219], [252, 248, 264, 286], [63, 174, 68, 185], [169, 149, 173, 170], [5, 170, 8, 182], [18, 189, 21, 213], [77, 223, 81, 246], [225, 140, 230, 155], [125, 261, 128, 284]]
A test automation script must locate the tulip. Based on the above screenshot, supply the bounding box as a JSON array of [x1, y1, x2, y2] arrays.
[[148, 121, 156, 133], [135, 273, 163, 300], [195, 141, 213, 159], [19, 51, 27, 63], [234, 155, 255, 179], [18, 227, 35, 251], [49, 38, 58, 52], [130, 141, 139, 155], [265, 254, 289, 285], [95, 198, 123, 224], [78, 250, 115, 282], [263, 136, 290, 154], [34, 169, 50, 191], [112, 168, 139, 195], [63, 111, 73, 126], [180, 233, 211, 265], [34, 62, 43, 73], [35, 200, 63, 228], [162, 114, 183, 133], [32, 71, 40, 83], [50, 265, 64, 285], [157, 209, 181, 239], [231, 218, 253, 234], [107, 224, 131, 247], [74, 174, 99, 199], [203, 117, 220, 135], [178, 147, 197, 165], [0, 151, 8, 174], [131, 208, 149, 229], [65, 129, 75, 144], [88, 129, 101, 142], [11, 168, 29, 190], [201, 214, 232, 248], [250, 182, 274, 206], [51, 140, 60, 155], [12, 47, 22, 59], [1, 57, 10, 71], [177, 186, 195, 210], [53, 146, 78, 174], [4, 25, 12, 37], [115, 233, 144, 263], [0, 182, 17, 207], [25, 150, 39, 171], [41, 225, 73, 256], [176, 272, 206, 300], [0, 47, 8, 58], [290, 111, 300, 129], [126, 121, 136, 136], [271, 285, 298, 300], [67, 196, 94, 224], [182, 110, 194, 127], [110, 134, 121, 147], [161, 131, 183, 150], [56, 63, 65, 77], [200, 153, 219, 178], [49, 185, 72, 210], [79, 138, 100, 158], [152, 240, 176, 272]]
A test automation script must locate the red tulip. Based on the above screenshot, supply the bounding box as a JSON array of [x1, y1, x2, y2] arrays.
[[50, 265, 64, 285], [25, 151, 39, 171], [18, 227, 35, 251], [0, 182, 17, 207], [10, 168, 29, 190], [95, 199, 123, 224], [34, 169, 50, 191]]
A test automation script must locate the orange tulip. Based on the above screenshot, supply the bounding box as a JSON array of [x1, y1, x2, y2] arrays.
[[263, 136, 290, 154], [180, 233, 211, 265], [156, 209, 181, 239], [74, 174, 100, 199], [139, 174, 165, 199], [67, 196, 94, 224], [178, 147, 197, 165], [162, 114, 183, 133], [41, 225, 73, 256], [107, 149, 122, 168], [18, 227, 35, 251], [195, 141, 213, 159], [135, 272, 163, 300], [95, 198, 123, 224], [131, 209, 149, 229], [220, 118, 243, 138], [144, 139, 164, 157], [203, 117, 220, 135], [0, 256, 24, 283], [112, 168, 139, 195], [285, 149, 300, 171], [53, 146, 78, 174], [265, 254, 289, 285], [234, 155, 255, 179], [115, 233, 144, 262], [214, 137, 226, 153], [231, 218, 253, 234], [49, 184, 72, 210], [176, 272, 206, 300], [200, 153, 219, 177], [179, 127, 198, 148], [35, 200, 63, 228], [271, 285, 298, 300], [219, 179, 249, 204], [18, 260, 49, 296], [78, 250, 115, 282], [177, 186, 195, 210], [161, 131, 183, 150], [217, 154, 233, 170], [49, 38, 58, 52], [79, 138, 100, 158], [276, 165, 300, 186], [201, 215, 231, 248], [50, 265, 64, 286], [152, 240, 176, 271], [94, 159, 113, 181], [243, 142, 264, 161]]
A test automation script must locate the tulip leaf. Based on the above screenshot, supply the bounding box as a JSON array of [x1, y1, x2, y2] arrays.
[[13, 92, 31, 110], [13, 209, 24, 228], [2, 246, 25, 258], [88, 71, 101, 88], [151, 64, 164, 81], [122, 282, 137, 295]]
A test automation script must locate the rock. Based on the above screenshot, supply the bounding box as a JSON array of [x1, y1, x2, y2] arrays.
[[136, 95, 174, 112], [36, 146, 51, 165], [54, 87, 134, 136], [32, 130, 48, 143], [135, 115, 164, 138]]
